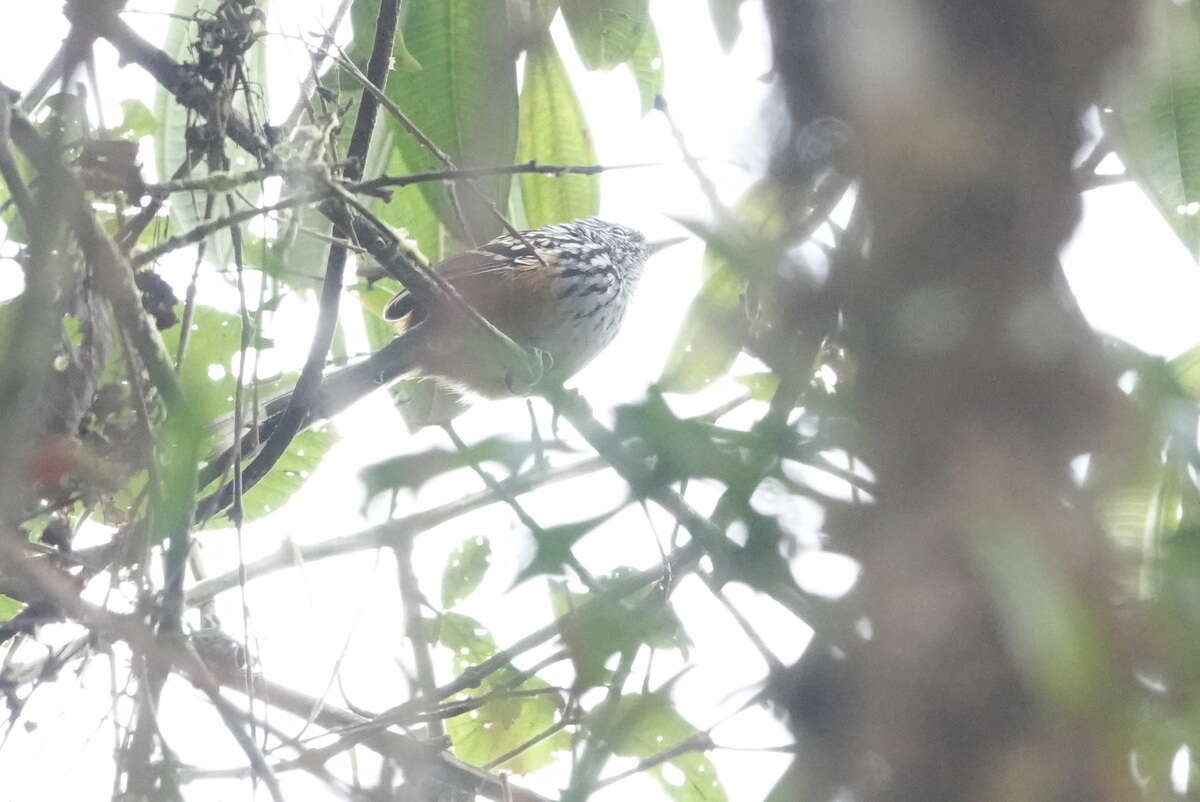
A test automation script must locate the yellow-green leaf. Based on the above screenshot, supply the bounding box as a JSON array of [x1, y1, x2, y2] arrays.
[[518, 35, 599, 227]]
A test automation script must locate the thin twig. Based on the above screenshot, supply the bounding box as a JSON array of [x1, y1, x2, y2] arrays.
[[444, 423, 600, 591], [347, 161, 654, 196], [281, 0, 355, 135], [132, 186, 328, 267], [186, 456, 610, 605], [207, 0, 400, 520], [393, 529, 442, 736], [483, 716, 573, 771], [594, 731, 715, 789], [325, 46, 548, 262]]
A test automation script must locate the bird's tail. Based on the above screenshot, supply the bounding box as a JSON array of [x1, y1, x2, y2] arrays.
[[306, 327, 425, 421], [201, 327, 425, 490]]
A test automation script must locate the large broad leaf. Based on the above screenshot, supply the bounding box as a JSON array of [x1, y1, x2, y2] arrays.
[[153, 0, 269, 269], [387, 0, 519, 242], [1111, 0, 1200, 260], [561, 0, 649, 70], [517, 35, 599, 227]]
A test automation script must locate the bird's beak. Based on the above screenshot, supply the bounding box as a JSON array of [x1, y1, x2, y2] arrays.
[[646, 236, 687, 256]]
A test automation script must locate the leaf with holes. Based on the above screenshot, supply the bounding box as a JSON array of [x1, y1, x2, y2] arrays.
[[602, 692, 728, 802], [437, 612, 568, 773], [239, 426, 336, 522], [111, 100, 156, 142], [629, 21, 665, 114], [442, 536, 492, 608]]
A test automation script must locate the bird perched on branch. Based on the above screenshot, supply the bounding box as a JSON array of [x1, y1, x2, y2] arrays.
[[215, 217, 684, 462], [322, 216, 683, 413]]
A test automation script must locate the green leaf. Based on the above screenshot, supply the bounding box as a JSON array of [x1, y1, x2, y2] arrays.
[[388, 0, 519, 241], [509, 0, 560, 41], [550, 577, 690, 687], [162, 306, 293, 430], [349, 0, 422, 72], [514, 513, 612, 584], [442, 536, 492, 607], [0, 594, 23, 623], [707, 0, 746, 51], [371, 120, 444, 268], [435, 610, 499, 666], [604, 692, 728, 802], [436, 612, 568, 773], [561, 0, 650, 70], [659, 180, 795, 393], [161, 306, 336, 524], [1112, 0, 1200, 260], [628, 22, 664, 115], [446, 675, 568, 774], [161, 305, 245, 423], [1170, 343, 1200, 399], [111, 100, 156, 141], [157, 402, 205, 545], [236, 426, 337, 522], [614, 393, 749, 491], [517, 35, 600, 226], [658, 259, 747, 393], [61, 315, 85, 349], [733, 372, 779, 401]]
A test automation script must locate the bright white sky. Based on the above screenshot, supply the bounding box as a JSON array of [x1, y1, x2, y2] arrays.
[[1, 2, 1196, 801]]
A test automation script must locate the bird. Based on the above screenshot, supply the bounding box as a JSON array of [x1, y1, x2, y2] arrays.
[[224, 217, 685, 450]]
